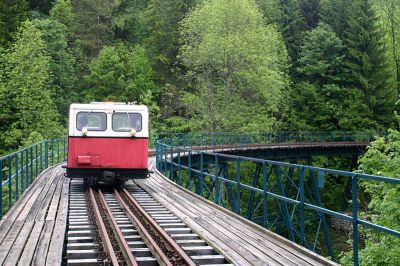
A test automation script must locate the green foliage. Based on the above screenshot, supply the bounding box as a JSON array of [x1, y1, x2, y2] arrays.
[[178, 0, 289, 132], [272, 0, 308, 64], [71, 0, 119, 57], [320, 0, 351, 38], [340, 130, 400, 265], [85, 44, 157, 105], [0, 0, 28, 45], [298, 0, 320, 30], [297, 23, 345, 85], [291, 83, 375, 130], [33, 16, 78, 121], [342, 0, 397, 128], [112, 0, 148, 43], [375, 0, 400, 97], [50, 0, 75, 33], [0, 20, 62, 154], [29, 0, 53, 14], [143, 0, 198, 83]]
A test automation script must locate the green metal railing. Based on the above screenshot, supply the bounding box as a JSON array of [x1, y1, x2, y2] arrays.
[[156, 132, 399, 265], [0, 138, 67, 219], [156, 131, 379, 151]]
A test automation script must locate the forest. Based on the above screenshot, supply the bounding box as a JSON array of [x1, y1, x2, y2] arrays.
[[0, 0, 400, 264]]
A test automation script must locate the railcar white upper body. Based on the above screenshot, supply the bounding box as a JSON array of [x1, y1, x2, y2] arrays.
[[68, 102, 149, 138]]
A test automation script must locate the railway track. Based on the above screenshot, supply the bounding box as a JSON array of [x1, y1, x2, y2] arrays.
[[65, 180, 233, 265]]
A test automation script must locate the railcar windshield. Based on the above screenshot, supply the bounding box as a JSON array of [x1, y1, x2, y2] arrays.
[[112, 113, 142, 132], [76, 112, 107, 131]]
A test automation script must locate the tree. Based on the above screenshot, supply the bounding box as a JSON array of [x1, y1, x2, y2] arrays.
[[178, 0, 289, 132], [112, 0, 149, 43], [71, 0, 119, 57], [0, 0, 28, 45], [143, 0, 198, 83], [343, 0, 397, 128], [341, 130, 400, 265], [291, 82, 376, 130], [0, 21, 62, 153], [298, 0, 320, 29], [297, 23, 345, 85], [85, 44, 157, 104], [320, 0, 351, 38], [29, 0, 53, 14], [376, 0, 400, 97], [33, 17, 77, 121], [275, 0, 308, 64], [50, 0, 75, 35]]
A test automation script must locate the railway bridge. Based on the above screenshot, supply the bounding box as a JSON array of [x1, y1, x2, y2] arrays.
[[0, 132, 399, 265]]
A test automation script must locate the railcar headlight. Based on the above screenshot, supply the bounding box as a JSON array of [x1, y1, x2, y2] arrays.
[[130, 128, 137, 136], [82, 127, 88, 135]]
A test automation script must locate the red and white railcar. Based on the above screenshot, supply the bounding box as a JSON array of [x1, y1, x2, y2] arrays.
[[66, 102, 149, 185]]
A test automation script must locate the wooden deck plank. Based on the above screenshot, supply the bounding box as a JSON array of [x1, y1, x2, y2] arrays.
[[141, 177, 292, 266], [138, 160, 337, 266], [139, 178, 278, 266], [45, 174, 66, 221], [17, 221, 45, 266], [35, 171, 63, 222], [0, 166, 50, 243], [0, 168, 58, 264], [147, 157, 327, 262], [0, 164, 51, 226], [4, 222, 35, 265], [26, 168, 60, 222], [147, 173, 331, 265], [46, 176, 69, 265], [8, 172, 65, 265], [146, 175, 315, 266], [32, 220, 55, 266]]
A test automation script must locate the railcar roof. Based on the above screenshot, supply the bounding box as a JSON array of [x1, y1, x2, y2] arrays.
[[70, 103, 148, 112]]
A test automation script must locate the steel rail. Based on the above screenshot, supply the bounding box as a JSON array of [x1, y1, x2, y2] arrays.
[[97, 189, 138, 266], [114, 189, 172, 266], [88, 187, 119, 265], [121, 188, 197, 266]]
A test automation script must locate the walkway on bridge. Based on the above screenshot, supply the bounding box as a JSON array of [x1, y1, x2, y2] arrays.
[[0, 165, 68, 265], [0, 161, 336, 265]]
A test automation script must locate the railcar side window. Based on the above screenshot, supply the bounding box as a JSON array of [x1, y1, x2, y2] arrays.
[[112, 113, 142, 132], [76, 112, 107, 131]]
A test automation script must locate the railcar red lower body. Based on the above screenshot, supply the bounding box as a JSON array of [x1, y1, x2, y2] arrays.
[[67, 137, 149, 181]]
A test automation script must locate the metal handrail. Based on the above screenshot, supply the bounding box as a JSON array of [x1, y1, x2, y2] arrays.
[[0, 138, 67, 219], [156, 131, 399, 266]]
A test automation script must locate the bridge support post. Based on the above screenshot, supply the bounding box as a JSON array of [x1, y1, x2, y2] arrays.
[[8, 158, 12, 209], [245, 163, 261, 220], [25, 149, 28, 188], [35, 144, 38, 177], [262, 162, 268, 227], [310, 168, 335, 260], [221, 164, 235, 210], [28, 148, 32, 185], [64, 138, 67, 161], [169, 146, 173, 179], [236, 158, 241, 215], [352, 175, 359, 266], [0, 160, 2, 220], [300, 167, 305, 246], [199, 152, 204, 196], [177, 147, 181, 185], [214, 154, 220, 205], [187, 151, 192, 189], [156, 142, 159, 170], [45, 141, 48, 169], [20, 151, 24, 193], [15, 155, 19, 199], [275, 165, 295, 241]]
